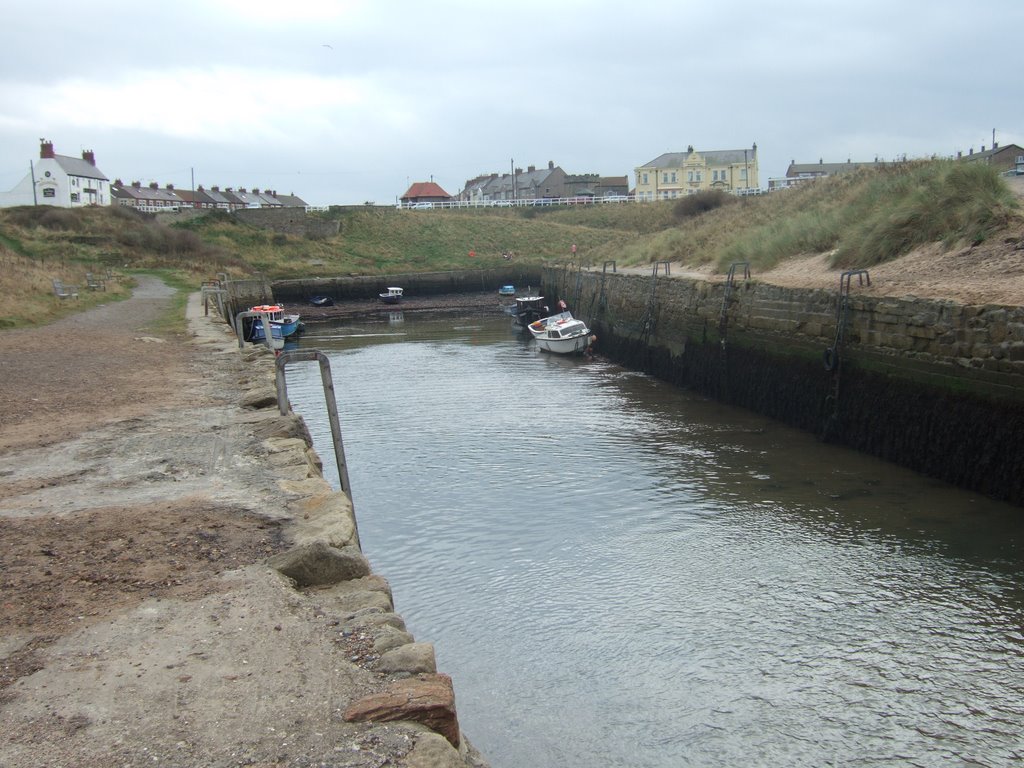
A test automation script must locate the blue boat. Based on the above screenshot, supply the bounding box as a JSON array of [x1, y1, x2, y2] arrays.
[[245, 305, 303, 342]]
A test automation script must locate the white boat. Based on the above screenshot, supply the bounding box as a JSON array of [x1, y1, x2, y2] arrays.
[[534, 317, 594, 355], [527, 311, 574, 339], [379, 287, 404, 304]]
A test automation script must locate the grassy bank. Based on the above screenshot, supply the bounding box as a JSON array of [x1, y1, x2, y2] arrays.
[[1, 160, 1019, 328]]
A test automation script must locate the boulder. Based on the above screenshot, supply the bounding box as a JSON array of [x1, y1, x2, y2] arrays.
[[376, 642, 436, 676], [343, 673, 460, 747], [266, 542, 370, 586]]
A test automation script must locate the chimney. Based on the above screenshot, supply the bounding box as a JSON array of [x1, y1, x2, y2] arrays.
[[40, 139, 55, 159], [132, 181, 141, 188], [113, 178, 123, 186], [211, 185, 220, 191], [957, 151, 962, 159], [548, 160, 554, 169], [166, 183, 174, 190], [527, 165, 535, 173], [82, 149, 96, 166], [994, 141, 999, 149], [197, 185, 204, 191], [149, 182, 158, 189], [969, 148, 974, 155]]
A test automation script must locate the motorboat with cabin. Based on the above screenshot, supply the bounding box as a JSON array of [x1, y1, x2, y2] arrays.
[[379, 287, 404, 304], [533, 316, 594, 355], [244, 304, 303, 342]]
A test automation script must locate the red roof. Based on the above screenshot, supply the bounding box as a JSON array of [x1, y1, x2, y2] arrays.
[[401, 181, 451, 200]]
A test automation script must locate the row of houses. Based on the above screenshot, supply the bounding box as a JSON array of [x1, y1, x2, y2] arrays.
[[401, 139, 1024, 207], [111, 180, 306, 212], [770, 143, 1024, 190], [0, 140, 307, 211], [401, 147, 763, 206]]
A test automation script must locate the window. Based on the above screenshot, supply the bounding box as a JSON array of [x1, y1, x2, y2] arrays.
[[741, 169, 748, 180], [687, 171, 694, 182], [642, 173, 648, 185], [70, 193, 80, 202], [671, 172, 677, 183], [662, 173, 668, 183], [42, 187, 56, 198]]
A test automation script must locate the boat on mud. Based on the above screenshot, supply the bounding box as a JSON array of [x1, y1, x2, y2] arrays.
[[379, 287, 404, 304]]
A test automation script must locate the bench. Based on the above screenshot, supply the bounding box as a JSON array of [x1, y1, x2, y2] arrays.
[[52, 279, 79, 300], [86, 272, 106, 291]]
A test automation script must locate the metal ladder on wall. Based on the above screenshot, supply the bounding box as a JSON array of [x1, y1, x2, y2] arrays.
[[718, 261, 750, 349], [822, 269, 870, 439], [585, 260, 616, 323], [637, 261, 670, 346]]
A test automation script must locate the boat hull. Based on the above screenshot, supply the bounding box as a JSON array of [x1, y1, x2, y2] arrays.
[[248, 315, 302, 341], [535, 332, 592, 354]]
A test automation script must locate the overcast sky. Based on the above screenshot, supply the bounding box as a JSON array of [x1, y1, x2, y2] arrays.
[[1, 1, 1021, 206]]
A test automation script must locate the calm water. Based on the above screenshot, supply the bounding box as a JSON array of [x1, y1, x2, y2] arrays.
[[284, 311, 1024, 768]]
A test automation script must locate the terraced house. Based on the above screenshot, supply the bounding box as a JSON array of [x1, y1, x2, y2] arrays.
[[634, 143, 759, 200]]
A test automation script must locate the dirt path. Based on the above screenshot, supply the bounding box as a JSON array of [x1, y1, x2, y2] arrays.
[[0, 278, 487, 767]]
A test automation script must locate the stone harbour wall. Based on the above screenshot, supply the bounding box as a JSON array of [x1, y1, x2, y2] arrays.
[[270, 268, 543, 303], [544, 266, 1024, 505]]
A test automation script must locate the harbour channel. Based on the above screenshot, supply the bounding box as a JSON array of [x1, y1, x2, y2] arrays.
[[283, 309, 1024, 768]]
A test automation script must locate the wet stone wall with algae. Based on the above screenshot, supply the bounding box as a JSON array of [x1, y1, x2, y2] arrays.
[[544, 266, 1024, 506]]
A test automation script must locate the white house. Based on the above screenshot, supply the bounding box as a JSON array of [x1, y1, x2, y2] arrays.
[[0, 139, 111, 208]]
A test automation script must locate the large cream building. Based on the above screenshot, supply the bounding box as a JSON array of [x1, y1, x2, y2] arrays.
[[634, 144, 759, 200]]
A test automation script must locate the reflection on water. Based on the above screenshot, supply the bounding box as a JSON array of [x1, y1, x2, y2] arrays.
[[286, 313, 1024, 768]]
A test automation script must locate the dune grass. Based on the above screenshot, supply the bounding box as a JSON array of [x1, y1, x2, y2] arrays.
[[716, 161, 1019, 271]]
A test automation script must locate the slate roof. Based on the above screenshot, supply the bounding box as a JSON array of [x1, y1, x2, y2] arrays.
[[203, 188, 233, 206], [640, 148, 756, 168], [786, 160, 887, 177], [111, 182, 184, 204], [54, 154, 108, 181], [959, 144, 1024, 162], [274, 193, 308, 207]]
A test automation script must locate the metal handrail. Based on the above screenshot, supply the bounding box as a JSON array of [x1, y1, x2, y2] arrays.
[[201, 285, 226, 317], [234, 310, 284, 351], [274, 351, 355, 510]]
